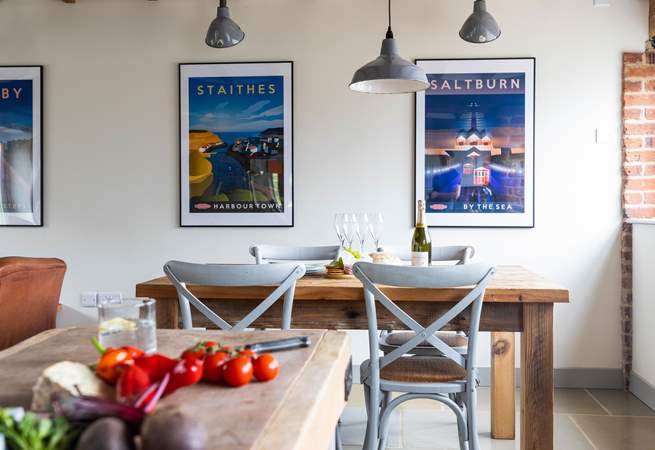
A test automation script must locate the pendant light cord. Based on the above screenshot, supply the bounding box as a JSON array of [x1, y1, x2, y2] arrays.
[[386, 0, 394, 39]]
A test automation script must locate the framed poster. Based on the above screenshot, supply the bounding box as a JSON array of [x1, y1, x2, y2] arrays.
[[0, 66, 42, 227], [415, 58, 535, 228], [179, 62, 293, 227]]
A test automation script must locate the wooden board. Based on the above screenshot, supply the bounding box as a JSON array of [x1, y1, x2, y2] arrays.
[[136, 265, 570, 304], [0, 327, 351, 450]]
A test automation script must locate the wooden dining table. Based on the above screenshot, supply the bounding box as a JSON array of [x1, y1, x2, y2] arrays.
[[136, 264, 570, 450], [0, 327, 351, 450]]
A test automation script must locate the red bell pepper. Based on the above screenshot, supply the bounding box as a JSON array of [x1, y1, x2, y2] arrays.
[[135, 354, 177, 382], [116, 363, 151, 404], [92, 337, 145, 385]]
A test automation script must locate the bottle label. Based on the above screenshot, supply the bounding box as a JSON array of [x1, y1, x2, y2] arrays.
[[411, 252, 429, 267]]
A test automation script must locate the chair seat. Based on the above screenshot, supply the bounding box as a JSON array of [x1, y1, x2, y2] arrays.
[[380, 356, 467, 383], [383, 331, 468, 348]]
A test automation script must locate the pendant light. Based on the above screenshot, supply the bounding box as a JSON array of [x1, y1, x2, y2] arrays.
[[459, 0, 501, 44], [206, 0, 245, 48], [349, 0, 428, 94]]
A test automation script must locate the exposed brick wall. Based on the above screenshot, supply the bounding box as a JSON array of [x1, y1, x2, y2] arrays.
[[621, 52, 655, 388]]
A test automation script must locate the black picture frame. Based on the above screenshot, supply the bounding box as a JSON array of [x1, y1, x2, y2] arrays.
[[178, 61, 294, 227], [0, 65, 44, 227], [414, 57, 536, 228]]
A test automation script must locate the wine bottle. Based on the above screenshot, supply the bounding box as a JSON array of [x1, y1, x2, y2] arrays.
[[411, 200, 432, 266]]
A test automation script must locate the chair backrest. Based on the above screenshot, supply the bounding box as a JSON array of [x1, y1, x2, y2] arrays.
[[381, 244, 475, 264], [0, 257, 67, 350], [352, 261, 495, 386], [164, 261, 305, 331], [249, 244, 340, 264]]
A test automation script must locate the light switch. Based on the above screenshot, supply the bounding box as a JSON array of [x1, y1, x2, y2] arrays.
[[80, 291, 97, 307]]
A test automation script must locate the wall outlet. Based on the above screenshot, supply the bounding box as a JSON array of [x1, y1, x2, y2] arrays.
[[80, 291, 98, 308], [97, 291, 123, 304], [593, 0, 609, 7]]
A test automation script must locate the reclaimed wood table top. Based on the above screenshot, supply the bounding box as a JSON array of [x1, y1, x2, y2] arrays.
[[0, 327, 351, 450], [136, 265, 570, 303]]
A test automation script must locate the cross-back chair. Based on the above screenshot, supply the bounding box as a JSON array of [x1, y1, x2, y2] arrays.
[[378, 245, 475, 356], [249, 244, 340, 264], [353, 261, 495, 450], [164, 261, 306, 330]]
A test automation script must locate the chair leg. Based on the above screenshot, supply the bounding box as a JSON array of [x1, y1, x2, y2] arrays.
[[363, 384, 379, 450], [465, 387, 480, 450], [334, 420, 343, 450]]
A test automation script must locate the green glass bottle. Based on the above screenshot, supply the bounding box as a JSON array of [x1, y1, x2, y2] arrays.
[[411, 200, 432, 266]]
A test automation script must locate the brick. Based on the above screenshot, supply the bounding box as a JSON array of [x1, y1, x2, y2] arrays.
[[645, 109, 655, 120], [623, 137, 643, 149], [625, 206, 655, 218], [624, 66, 655, 77], [644, 191, 655, 204], [624, 123, 655, 135], [624, 53, 643, 64], [624, 164, 643, 176], [624, 94, 655, 107], [644, 165, 655, 176], [625, 108, 643, 120], [646, 80, 655, 92], [625, 178, 655, 190], [624, 192, 643, 204], [625, 150, 655, 162], [624, 80, 643, 92]]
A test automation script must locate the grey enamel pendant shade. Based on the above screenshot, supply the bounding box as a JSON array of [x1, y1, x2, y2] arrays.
[[350, 29, 429, 94], [206, 0, 245, 49], [459, 0, 501, 44], [349, 0, 428, 94]]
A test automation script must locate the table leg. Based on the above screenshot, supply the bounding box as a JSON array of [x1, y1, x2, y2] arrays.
[[520, 304, 554, 450], [491, 332, 516, 439], [155, 297, 179, 329]]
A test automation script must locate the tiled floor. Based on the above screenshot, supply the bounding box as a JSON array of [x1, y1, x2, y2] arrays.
[[341, 385, 655, 450]]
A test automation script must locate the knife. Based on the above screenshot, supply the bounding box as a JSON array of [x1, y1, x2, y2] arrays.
[[245, 336, 311, 353]]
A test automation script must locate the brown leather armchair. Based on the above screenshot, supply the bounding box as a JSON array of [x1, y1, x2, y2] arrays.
[[0, 257, 66, 350]]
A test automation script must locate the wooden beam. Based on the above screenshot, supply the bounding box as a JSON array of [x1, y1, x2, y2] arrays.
[[491, 332, 516, 439]]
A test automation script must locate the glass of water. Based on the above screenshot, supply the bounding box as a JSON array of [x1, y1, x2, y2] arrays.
[[98, 298, 157, 354]]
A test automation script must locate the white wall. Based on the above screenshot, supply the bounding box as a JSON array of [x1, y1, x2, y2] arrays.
[[0, 0, 646, 369], [632, 222, 655, 385]]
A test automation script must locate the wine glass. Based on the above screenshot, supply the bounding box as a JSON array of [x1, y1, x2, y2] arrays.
[[367, 212, 384, 251], [355, 213, 369, 253], [334, 213, 345, 248], [341, 213, 356, 250]]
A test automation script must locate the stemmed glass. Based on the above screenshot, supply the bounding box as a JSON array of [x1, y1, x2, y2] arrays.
[[354, 213, 369, 253], [367, 212, 384, 251], [334, 213, 346, 248], [341, 213, 356, 249]]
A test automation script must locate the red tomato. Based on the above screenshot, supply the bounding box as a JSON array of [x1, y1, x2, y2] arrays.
[[238, 348, 257, 359], [203, 351, 230, 383], [164, 357, 204, 395], [222, 356, 253, 387], [252, 354, 280, 382]]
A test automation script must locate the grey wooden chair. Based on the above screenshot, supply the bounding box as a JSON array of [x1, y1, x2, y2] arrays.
[[249, 244, 340, 264], [353, 261, 495, 450], [163, 260, 306, 330], [378, 245, 475, 357]]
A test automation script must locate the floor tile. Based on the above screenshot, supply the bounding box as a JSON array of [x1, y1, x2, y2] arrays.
[[570, 415, 655, 450], [586, 389, 655, 417], [340, 406, 402, 448], [554, 389, 607, 415]]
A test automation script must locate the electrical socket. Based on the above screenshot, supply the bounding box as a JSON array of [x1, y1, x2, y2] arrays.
[[97, 291, 123, 304], [80, 291, 98, 308]]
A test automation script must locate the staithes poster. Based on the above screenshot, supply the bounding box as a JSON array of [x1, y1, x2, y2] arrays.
[[179, 62, 293, 227], [0, 66, 42, 227], [415, 59, 534, 228]]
